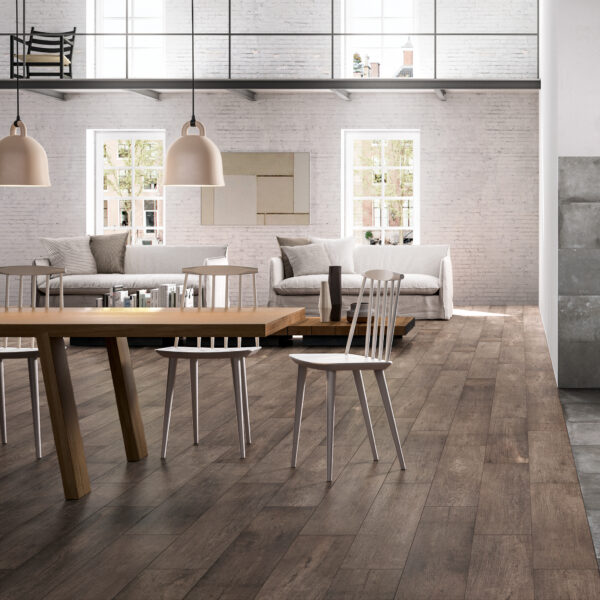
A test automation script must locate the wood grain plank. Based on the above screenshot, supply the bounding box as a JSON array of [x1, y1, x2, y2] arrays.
[[254, 535, 353, 600], [531, 483, 598, 569], [426, 444, 486, 507], [465, 535, 534, 600], [475, 463, 531, 534], [533, 569, 600, 599], [395, 506, 476, 600], [342, 483, 430, 570]]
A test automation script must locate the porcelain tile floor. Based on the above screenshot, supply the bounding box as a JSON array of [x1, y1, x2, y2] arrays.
[[560, 388, 600, 563]]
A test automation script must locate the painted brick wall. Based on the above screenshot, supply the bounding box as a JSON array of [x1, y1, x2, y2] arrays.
[[0, 90, 538, 306]]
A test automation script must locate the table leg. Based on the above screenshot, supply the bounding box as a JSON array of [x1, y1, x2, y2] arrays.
[[105, 337, 148, 461], [37, 334, 90, 500]]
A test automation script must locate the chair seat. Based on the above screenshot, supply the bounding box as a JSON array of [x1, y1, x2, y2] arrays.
[[156, 345, 261, 360], [0, 347, 39, 359], [15, 54, 71, 65], [290, 352, 391, 372]]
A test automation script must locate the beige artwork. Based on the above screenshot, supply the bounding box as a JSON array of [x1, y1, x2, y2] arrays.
[[201, 152, 310, 225]]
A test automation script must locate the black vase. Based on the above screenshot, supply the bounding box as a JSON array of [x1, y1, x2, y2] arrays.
[[328, 265, 342, 322]]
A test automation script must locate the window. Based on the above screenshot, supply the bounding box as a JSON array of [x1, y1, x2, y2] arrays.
[[343, 130, 419, 246], [342, 0, 419, 78], [93, 0, 165, 78], [95, 131, 165, 245]]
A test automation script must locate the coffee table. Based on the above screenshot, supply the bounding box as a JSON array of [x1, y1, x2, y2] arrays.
[[272, 316, 415, 345]]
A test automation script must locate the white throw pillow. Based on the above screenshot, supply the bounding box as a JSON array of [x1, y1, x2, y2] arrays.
[[41, 235, 98, 275], [280, 244, 331, 277], [310, 236, 355, 273]]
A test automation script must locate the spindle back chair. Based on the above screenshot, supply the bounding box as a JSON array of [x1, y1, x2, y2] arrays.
[[0, 265, 64, 458], [289, 269, 406, 481], [157, 265, 261, 460]]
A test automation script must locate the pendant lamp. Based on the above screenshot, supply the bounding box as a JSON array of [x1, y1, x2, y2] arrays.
[[164, 0, 224, 187], [0, 0, 50, 187]]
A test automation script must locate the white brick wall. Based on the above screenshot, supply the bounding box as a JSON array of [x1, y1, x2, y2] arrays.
[[0, 90, 538, 306]]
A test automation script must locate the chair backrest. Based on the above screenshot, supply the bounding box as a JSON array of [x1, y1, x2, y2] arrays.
[[0, 265, 65, 348], [181, 265, 259, 348], [28, 27, 76, 59], [345, 269, 404, 362]]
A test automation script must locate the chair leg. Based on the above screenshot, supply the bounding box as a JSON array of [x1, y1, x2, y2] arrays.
[[190, 359, 199, 445], [240, 357, 251, 445], [28, 358, 42, 459], [353, 370, 378, 461], [161, 357, 178, 459], [291, 365, 307, 468], [326, 370, 336, 482], [375, 370, 406, 470], [230, 358, 246, 459], [0, 360, 6, 445]]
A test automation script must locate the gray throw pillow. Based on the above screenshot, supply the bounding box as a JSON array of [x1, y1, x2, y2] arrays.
[[280, 244, 331, 277], [276, 236, 310, 278], [310, 236, 356, 273], [90, 232, 129, 274], [41, 235, 97, 275]]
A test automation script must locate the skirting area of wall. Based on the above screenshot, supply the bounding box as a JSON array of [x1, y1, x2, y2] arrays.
[[0, 90, 538, 305]]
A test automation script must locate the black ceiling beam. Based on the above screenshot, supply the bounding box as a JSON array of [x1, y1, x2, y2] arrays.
[[0, 78, 541, 91]]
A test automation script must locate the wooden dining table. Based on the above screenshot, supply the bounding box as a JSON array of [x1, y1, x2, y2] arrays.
[[0, 306, 305, 500]]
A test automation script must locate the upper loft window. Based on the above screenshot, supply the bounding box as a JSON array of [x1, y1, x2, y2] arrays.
[[341, 0, 425, 79], [92, 0, 165, 78], [94, 131, 166, 245], [343, 130, 419, 247]]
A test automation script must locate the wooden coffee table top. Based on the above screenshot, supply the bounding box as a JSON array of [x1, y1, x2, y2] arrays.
[[276, 316, 415, 336]]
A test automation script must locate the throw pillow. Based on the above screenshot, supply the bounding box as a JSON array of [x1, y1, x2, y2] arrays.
[[40, 235, 97, 275], [280, 244, 331, 277], [276, 236, 311, 279], [90, 232, 129, 274], [310, 236, 355, 273]]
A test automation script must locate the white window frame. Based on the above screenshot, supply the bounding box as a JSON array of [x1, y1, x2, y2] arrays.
[[92, 129, 166, 245], [342, 129, 420, 245], [90, 0, 166, 78]]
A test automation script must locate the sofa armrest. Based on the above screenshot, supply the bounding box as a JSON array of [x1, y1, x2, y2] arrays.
[[439, 255, 453, 319], [269, 256, 284, 304]]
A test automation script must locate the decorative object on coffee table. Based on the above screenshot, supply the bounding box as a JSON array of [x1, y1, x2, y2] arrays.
[[347, 302, 370, 322], [318, 281, 332, 322], [329, 265, 342, 321]]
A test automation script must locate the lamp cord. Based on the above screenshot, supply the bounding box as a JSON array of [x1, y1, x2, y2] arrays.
[[14, 0, 20, 126], [190, 0, 196, 126]]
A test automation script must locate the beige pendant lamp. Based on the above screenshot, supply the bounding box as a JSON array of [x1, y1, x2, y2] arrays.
[[164, 0, 224, 187], [0, 0, 50, 187]]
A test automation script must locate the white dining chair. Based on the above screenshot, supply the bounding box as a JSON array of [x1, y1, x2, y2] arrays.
[[156, 265, 260, 459], [290, 269, 406, 481], [0, 265, 64, 459]]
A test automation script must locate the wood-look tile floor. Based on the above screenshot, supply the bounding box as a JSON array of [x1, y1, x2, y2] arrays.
[[0, 306, 599, 600]]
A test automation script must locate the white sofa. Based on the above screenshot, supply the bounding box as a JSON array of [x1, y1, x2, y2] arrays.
[[36, 245, 228, 307], [269, 244, 453, 320]]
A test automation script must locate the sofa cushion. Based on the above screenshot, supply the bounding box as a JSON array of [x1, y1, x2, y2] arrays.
[[39, 273, 200, 295], [310, 236, 355, 273], [276, 236, 310, 279], [280, 244, 330, 277], [90, 232, 128, 273], [274, 273, 440, 296], [41, 235, 97, 276]]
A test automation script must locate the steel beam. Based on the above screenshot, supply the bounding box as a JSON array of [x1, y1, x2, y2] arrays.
[[131, 89, 161, 101], [228, 89, 256, 101], [27, 89, 67, 101], [331, 89, 351, 101], [0, 78, 541, 92]]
